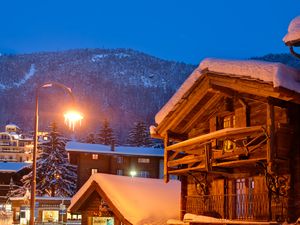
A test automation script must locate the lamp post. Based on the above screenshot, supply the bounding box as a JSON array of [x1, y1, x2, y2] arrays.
[[29, 82, 82, 225]]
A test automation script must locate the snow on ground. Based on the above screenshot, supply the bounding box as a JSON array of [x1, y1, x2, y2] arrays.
[[154, 58, 300, 124], [66, 141, 164, 157], [179, 213, 279, 224], [70, 173, 181, 225], [14, 64, 36, 87], [283, 16, 300, 45]]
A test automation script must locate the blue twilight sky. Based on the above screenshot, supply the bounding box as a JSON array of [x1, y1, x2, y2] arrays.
[[0, 0, 299, 64]]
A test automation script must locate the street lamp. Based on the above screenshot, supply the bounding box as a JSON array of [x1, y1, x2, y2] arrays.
[[29, 82, 83, 225]]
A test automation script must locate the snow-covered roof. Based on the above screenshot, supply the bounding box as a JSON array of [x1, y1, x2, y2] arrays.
[[283, 16, 300, 45], [66, 141, 164, 157], [0, 162, 30, 172], [155, 58, 300, 124], [10, 196, 71, 201], [69, 173, 181, 225]]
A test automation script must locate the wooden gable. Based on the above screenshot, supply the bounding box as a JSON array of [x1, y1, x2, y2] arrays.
[[69, 181, 131, 225]]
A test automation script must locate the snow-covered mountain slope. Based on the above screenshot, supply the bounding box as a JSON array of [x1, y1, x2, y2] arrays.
[[0, 48, 195, 142]]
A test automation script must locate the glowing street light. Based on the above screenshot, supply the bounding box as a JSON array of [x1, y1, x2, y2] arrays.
[[130, 170, 137, 177], [64, 111, 83, 131], [29, 82, 83, 225]]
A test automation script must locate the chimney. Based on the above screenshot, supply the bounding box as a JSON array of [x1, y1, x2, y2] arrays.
[[111, 141, 115, 151]]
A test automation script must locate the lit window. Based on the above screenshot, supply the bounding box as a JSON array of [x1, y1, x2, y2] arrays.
[[116, 156, 123, 164], [116, 169, 123, 175], [138, 158, 150, 163], [91, 169, 98, 175], [140, 171, 150, 178], [92, 154, 98, 160]]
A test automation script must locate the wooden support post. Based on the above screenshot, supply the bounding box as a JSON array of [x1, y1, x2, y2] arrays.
[[205, 143, 212, 172], [164, 132, 170, 183], [180, 175, 187, 220], [266, 99, 275, 173]]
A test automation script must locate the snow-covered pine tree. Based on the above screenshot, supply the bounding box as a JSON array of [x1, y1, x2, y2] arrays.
[[127, 121, 153, 147], [86, 133, 96, 143], [97, 119, 116, 145], [16, 122, 77, 197]]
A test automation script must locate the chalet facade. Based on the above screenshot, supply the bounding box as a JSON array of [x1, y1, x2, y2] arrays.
[[66, 141, 164, 189], [69, 173, 180, 225], [151, 58, 300, 223]]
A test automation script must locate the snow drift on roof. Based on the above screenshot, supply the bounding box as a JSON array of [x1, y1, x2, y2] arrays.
[[283, 16, 300, 45], [0, 162, 30, 172], [70, 173, 181, 225], [66, 141, 164, 157], [154, 58, 300, 125]]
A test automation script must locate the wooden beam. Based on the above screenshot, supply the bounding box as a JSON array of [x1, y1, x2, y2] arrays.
[[167, 130, 188, 142], [168, 164, 206, 174], [164, 132, 170, 183], [180, 93, 223, 133], [167, 155, 204, 167], [156, 79, 210, 135], [212, 157, 266, 168], [205, 143, 212, 172], [166, 126, 263, 151], [266, 99, 276, 173]]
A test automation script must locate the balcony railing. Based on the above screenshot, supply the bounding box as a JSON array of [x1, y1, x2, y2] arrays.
[[186, 193, 288, 222], [165, 126, 268, 176]]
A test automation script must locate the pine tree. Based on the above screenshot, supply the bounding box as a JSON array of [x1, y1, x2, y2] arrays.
[[97, 119, 116, 145], [15, 122, 77, 197], [127, 121, 153, 147], [86, 133, 96, 143]]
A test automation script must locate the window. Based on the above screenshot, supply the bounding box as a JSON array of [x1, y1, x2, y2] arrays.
[[116, 156, 123, 164], [92, 154, 98, 160], [138, 158, 150, 163], [140, 171, 150, 178], [222, 115, 236, 151], [91, 169, 98, 175], [116, 169, 123, 175]]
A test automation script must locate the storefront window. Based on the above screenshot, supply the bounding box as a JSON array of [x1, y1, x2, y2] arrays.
[[42, 210, 59, 222]]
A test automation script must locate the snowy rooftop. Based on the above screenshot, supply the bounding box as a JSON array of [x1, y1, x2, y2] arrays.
[[69, 173, 181, 225], [0, 162, 30, 172], [283, 16, 300, 45], [66, 141, 164, 157], [155, 58, 300, 124]]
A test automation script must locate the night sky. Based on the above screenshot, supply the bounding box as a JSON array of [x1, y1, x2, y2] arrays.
[[1, 0, 299, 64]]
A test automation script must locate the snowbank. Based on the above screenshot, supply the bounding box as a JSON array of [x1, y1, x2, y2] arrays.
[[70, 173, 181, 225]]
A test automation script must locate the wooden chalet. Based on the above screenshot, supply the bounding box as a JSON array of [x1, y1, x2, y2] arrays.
[[69, 173, 180, 225], [151, 58, 300, 223]]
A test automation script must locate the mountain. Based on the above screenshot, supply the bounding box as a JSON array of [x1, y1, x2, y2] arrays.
[[251, 53, 300, 68], [1, 50, 299, 143], [0, 49, 195, 143]]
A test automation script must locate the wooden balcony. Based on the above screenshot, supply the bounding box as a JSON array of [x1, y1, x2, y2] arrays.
[[186, 193, 287, 222], [165, 126, 269, 176]]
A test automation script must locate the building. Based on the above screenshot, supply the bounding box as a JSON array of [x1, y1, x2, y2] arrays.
[[0, 162, 30, 205], [0, 124, 33, 163], [10, 196, 79, 225], [151, 57, 300, 223], [66, 141, 164, 189], [69, 173, 180, 225]]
